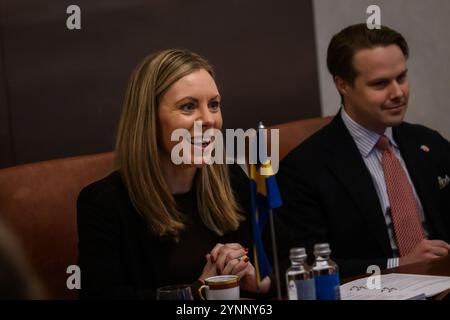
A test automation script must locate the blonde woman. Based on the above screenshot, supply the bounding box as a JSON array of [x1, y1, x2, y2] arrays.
[[77, 49, 271, 299]]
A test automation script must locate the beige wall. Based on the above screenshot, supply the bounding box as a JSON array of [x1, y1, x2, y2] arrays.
[[313, 0, 450, 139]]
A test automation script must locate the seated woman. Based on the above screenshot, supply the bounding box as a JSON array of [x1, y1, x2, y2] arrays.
[[77, 49, 271, 299]]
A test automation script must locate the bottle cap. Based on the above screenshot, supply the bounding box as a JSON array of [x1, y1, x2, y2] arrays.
[[314, 243, 331, 256], [289, 247, 307, 260]]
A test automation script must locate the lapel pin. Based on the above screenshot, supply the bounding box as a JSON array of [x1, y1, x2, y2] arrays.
[[420, 145, 430, 152], [438, 175, 450, 190]]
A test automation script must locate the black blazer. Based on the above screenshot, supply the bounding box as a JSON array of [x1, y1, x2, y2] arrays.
[[77, 165, 256, 299], [276, 113, 450, 278]]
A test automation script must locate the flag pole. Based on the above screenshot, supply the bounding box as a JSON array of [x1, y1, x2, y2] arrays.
[[269, 208, 282, 300], [258, 121, 282, 300]]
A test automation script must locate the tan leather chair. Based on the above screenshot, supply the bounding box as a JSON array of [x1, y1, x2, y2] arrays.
[[269, 116, 333, 161], [0, 116, 331, 299], [0, 152, 114, 299]]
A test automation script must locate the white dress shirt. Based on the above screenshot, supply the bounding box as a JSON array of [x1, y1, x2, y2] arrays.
[[341, 108, 429, 269]]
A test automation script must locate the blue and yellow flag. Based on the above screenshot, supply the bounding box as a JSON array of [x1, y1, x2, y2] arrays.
[[249, 161, 282, 287]]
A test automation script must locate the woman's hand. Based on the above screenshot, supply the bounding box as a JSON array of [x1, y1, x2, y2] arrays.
[[199, 242, 246, 282], [222, 257, 271, 294], [211, 243, 271, 294], [209, 243, 248, 275], [198, 253, 217, 282]]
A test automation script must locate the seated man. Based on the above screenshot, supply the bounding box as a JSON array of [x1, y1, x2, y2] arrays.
[[277, 23, 450, 278]]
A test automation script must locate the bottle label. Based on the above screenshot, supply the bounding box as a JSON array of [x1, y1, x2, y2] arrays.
[[287, 280, 298, 300], [315, 273, 340, 300]]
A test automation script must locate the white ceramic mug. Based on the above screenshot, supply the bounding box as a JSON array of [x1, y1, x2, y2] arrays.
[[199, 275, 240, 300]]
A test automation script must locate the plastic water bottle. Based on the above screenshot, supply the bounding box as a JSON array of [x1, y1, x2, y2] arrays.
[[312, 243, 341, 300], [286, 247, 316, 300]]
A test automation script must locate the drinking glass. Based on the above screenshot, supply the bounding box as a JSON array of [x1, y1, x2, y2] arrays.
[[156, 284, 194, 300]]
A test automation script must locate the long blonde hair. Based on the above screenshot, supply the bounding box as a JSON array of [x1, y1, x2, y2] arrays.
[[114, 49, 243, 239]]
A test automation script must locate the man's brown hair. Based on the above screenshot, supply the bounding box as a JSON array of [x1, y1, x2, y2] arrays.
[[327, 23, 409, 85]]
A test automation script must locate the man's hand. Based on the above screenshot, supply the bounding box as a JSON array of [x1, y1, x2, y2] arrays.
[[399, 239, 450, 266]]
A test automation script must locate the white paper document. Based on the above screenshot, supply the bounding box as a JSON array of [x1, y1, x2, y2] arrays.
[[340, 273, 450, 300]]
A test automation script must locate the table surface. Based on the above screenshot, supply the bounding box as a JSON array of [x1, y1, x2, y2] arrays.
[[341, 255, 450, 300], [387, 255, 450, 277]]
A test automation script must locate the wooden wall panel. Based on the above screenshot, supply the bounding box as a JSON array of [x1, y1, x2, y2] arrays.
[[0, 0, 320, 168]]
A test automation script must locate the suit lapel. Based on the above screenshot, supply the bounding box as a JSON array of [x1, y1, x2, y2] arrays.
[[393, 125, 447, 239], [324, 115, 392, 256]]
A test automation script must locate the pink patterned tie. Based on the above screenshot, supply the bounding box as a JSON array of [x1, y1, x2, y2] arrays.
[[376, 135, 425, 256]]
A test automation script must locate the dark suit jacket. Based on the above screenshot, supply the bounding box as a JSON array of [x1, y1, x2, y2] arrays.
[[276, 113, 450, 278]]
